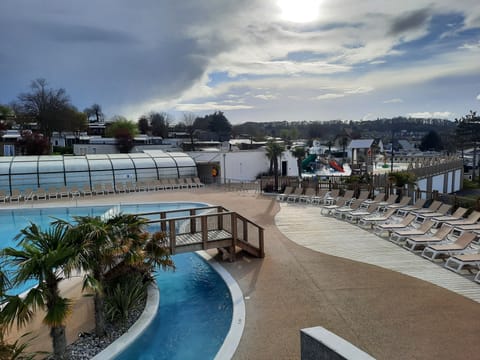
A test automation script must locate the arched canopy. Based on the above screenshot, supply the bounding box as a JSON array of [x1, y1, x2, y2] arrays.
[[0, 150, 197, 195]]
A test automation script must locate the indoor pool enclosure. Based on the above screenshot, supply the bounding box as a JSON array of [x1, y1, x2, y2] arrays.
[[0, 150, 198, 196]]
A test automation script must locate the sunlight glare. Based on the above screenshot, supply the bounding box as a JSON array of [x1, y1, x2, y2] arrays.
[[277, 0, 321, 23]]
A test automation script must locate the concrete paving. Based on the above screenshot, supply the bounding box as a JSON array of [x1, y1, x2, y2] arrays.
[[3, 187, 480, 359]]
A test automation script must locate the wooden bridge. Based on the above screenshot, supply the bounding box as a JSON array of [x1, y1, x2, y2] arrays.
[[137, 205, 265, 262]]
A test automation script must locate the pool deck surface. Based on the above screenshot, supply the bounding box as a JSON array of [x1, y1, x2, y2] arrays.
[[3, 187, 480, 359]]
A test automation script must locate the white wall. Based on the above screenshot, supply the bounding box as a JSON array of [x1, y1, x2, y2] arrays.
[[454, 169, 462, 192], [417, 178, 427, 198], [432, 174, 444, 193], [189, 149, 290, 182], [189, 150, 270, 182]]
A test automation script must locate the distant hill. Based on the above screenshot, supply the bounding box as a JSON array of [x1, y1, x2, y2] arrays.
[[232, 117, 456, 145]]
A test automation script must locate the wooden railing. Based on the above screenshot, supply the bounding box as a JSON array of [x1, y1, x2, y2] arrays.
[[137, 206, 265, 261]]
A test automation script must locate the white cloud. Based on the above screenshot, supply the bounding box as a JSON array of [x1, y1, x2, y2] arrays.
[[459, 40, 480, 50], [477, 94, 480, 100], [362, 113, 376, 121], [254, 94, 277, 100], [407, 111, 452, 119], [2, 0, 480, 124], [315, 93, 345, 100], [383, 98, 404, 103], [174, 102, 253, 112]]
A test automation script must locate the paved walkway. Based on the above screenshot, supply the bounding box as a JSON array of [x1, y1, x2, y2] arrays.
[[277, 203, 480, 303], [3, 188, 480, 360]]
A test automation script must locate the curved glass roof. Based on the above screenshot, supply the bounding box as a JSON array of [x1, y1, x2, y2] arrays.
[[0, 151, 197, 194]]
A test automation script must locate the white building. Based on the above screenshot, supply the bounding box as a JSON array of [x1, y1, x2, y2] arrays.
[[187, 147, 299, 184]]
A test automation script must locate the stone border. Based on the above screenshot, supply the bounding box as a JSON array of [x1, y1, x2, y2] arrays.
[[300, 327, 375, 360], [91, 282, 160, 360], [90, 251, 245, 360], [197, 251, 246, 360]]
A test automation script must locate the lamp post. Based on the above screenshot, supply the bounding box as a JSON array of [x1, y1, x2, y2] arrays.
[[223, 153, 226, 184], [390, 120, 394, 172]]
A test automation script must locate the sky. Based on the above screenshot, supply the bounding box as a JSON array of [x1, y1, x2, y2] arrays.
[[1, 0, 480, 124]]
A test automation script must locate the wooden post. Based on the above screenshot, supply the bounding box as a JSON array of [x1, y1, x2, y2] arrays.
[[218, 207, 224, 230], [160, 212, 167, 232], [230, 214, 237, 262], [202, 215, 208, 250], [169, 219, 176, 255], [259, 228, 265, 258], [243, 219, 248, 243], [190, 209, 196, 233]]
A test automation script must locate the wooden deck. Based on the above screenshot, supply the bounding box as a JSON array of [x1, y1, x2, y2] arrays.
[[139, 206, 265, 261], [276, 203, 480, 303]]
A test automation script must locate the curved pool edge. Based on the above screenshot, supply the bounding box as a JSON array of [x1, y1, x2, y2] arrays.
[[197, 251, 246, 360], [91, 282, 160, 360], [91, 251, 245, 360]]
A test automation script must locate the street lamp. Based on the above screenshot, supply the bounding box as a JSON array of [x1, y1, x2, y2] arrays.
[[391, 119, 394, 172]]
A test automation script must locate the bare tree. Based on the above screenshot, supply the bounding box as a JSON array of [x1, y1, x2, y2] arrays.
[[183, 112, 197, 150], [15, 78, 71, 137]]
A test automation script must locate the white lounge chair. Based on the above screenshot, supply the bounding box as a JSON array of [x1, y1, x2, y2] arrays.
[[421, 231, 477, 261], [389, 219, 435, 244], [387, 196, 412, 209], [432, 207, 468, 223], [410, 200, 443, 216], [344, 203, 379, 224], [81, 184, 93, 196], [321, 190, 354, 215], [445, 253, 480, 274], [310, 189, 329, 205], [320, 189, 341, 206], [0, 190, 8, 203], [287, 187, 304, 202], [396, 198, 427, 216], [415, 203, 452, 222], [193, 177, 205, 188], [444, 211, 480, 226], [374, 213, 416, 237], [299, 188, 317, 203], [403, 224, 452, 252], [9, 189, 22, 202], [59, 186, 70, 198], [357, 207, 397, 228], [333, 198, 365, 219]]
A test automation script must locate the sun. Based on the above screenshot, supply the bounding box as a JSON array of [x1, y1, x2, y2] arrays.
[[277, 0, 321, 23]]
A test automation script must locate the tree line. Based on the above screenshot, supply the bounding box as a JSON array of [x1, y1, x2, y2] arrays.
[[0, 78, 477, 158], [0, 79, 234, 154]]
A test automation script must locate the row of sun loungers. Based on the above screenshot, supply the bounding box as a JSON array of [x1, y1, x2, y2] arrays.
[[0, 177, 205, 203], [278, 188, 480, 284]]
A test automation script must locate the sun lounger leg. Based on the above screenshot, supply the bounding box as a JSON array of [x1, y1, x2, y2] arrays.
[[444, 257, 466, 273]]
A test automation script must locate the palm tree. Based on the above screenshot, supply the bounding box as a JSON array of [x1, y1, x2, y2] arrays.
[[0, 222, 75, 359], [58, 215, 115, 337], [265, 140, 285, 192], [291, 146, 306, 180], [57, 213, 174, 337]]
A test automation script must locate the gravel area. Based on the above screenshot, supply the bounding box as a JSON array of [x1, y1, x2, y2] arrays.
[[47, 298, 146, 360]]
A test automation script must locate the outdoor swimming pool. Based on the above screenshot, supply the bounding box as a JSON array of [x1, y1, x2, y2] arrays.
[[1, 202, 235, 359]]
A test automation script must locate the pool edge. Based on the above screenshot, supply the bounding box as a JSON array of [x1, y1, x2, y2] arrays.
[[197, 251, 246, 360], [91, 281, 160, 360], [90, 251, 245, 360]]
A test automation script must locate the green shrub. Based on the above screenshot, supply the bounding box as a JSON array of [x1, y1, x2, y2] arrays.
[[104, 273, 149, 323], [389, 171, 416, 187], [463, 178, 479, 190]]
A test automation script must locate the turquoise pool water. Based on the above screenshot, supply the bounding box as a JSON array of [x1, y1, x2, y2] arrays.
[[115, 253, 233, 360], [0, 203, 233, 359]]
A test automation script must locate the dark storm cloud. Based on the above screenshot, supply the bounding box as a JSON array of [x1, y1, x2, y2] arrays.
[[0, 0, 246, 114], [38, 23, 137, 44], [388, 8, 432, 35]]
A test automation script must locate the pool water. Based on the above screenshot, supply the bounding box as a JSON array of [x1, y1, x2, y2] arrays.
[[0, 203, 233, 359], [115, 253, 233, 360]]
